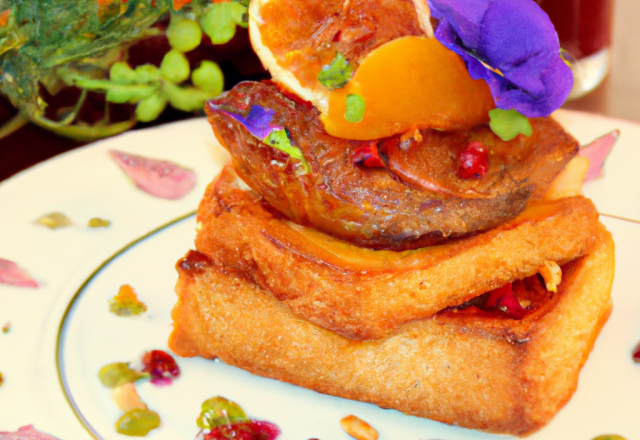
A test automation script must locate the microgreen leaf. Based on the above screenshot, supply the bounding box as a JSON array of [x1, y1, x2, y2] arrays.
[[201, 2, 247, 44], [317, 52, 352, 89], [345, 94, 366, 123], [264, 128, 311, 173], [488, 108, 533, 141]]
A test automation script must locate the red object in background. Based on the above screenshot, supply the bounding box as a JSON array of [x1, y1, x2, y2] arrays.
[[537, 0, 614, 59]]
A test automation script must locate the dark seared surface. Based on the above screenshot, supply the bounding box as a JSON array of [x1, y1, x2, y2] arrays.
[[205, 81, 578, 250]]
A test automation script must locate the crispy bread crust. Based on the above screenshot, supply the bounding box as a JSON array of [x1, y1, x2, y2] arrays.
[[195, 166, 602, 340], [170, 224, 614, 435]]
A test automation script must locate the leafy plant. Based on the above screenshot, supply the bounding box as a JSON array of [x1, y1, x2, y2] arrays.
[[0, 0, 248, 141]]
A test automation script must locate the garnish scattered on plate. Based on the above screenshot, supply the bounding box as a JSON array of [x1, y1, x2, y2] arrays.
[[88, 218, 111, 228], [109, 150, 197, 199], [0, 258, 38, 288], [196, 396, 280, 440], [35, 212, 72, 229], [109, 284, 147, 317], [99, 349, 180, 436], [340, 415, 379, 440], [0, 425, 61, 439], [579, 130, 619, 181]]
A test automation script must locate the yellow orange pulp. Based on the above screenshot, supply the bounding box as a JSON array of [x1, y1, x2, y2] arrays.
[[323, 36, 495, 140]]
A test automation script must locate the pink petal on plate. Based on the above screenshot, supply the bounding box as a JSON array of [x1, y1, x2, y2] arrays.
[[0, 425, 60, 440], [0, 259, 38, 288], [578, 129, 619, 181], [110, 150, 196, 200]]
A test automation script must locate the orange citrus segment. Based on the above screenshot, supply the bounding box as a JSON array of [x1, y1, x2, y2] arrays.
[[322, 36, 495, 140]]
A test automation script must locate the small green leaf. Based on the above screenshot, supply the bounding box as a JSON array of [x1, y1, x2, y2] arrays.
[[163, 82, 212, 112], [317, 52, 352, 89], [105, 84, 158, 104], [160, 49, 191, 84], [98, 362, 146, 388], [344, 94, 365, 123], [201, 2, 245, 45], [135, 92, 168, 122], [488, 109, 533, 141], [197, 396, 249, 429], [134, 65, 161, 84], [192, 60, 224, 95], [110, 62, 137, 84], [264, 128, 310, 173], [167, 18, 202, 53]]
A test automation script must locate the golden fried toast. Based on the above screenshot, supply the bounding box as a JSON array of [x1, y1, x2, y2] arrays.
[[194, 166, 602, 340], [170, 223, 614, 435]]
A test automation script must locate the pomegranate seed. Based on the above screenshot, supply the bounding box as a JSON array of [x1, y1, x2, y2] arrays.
[[632, 342, 640, 363], [484, 283, 528, 320], [204, 421, 280, 440], [458, 141, 489, 179], [141, 350, 180, 385], [352, 141, 385, 168]]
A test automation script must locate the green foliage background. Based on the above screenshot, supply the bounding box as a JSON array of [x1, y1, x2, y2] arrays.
[[0, 0, 246, 140]]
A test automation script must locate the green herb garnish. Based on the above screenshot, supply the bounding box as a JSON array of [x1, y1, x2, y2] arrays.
[[345, 94, 366, 123], [488, 108, 533, 141], [317, 52, 353, 89], [265, 128, 311, 173]]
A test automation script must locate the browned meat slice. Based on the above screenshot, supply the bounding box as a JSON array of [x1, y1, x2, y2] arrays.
[[205, 81, 578, 250]]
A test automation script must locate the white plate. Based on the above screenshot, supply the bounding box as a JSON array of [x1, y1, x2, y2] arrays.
[[0, 113, 639, 440]]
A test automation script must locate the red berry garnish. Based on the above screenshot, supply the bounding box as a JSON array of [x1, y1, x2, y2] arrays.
[[457, 141, 489, 179], [483, 283, 528, 320], [632, 342, 640, 363], [141, 350, 180, 386], [204, 421, 280, 440], [352, 141, 385, 168]]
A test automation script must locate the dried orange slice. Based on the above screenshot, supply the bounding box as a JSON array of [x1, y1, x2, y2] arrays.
[[250, 0, 495, 139], [249, 0, 432, 113]]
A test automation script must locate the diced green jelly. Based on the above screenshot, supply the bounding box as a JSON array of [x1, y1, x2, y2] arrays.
[[99, 362, 145, 388], [197, 396, 249, 429], [116, 409, 160, 436]]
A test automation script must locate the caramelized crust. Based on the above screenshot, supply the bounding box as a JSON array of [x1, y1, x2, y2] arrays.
[[195, 166, 601, 340], [206, 81, 578, 250], [170, 224, 614, 435]]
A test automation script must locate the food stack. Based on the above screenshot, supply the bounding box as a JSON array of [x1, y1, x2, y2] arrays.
[[169, 0, 615, 435]]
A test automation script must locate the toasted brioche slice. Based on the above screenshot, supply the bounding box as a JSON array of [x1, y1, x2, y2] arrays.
[[170, 224, 614, 435], [195, 166, 601, 340]]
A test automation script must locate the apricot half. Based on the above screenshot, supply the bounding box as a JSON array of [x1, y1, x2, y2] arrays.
[[323, 36, 495, 140]]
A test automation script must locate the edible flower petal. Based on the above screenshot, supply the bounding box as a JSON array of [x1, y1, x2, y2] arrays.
[[427, 0, 573, 117], [578, 129, 619, 181], [209, 103, 310, 173], [110, 150, 196, 199], [0, 425, 61, 440], [225, 105, 280, 140], [0, 259, 38, 288]]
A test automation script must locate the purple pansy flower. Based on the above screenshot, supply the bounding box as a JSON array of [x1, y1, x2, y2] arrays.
[[427, 0, 573, 117], [222, 105, 282, 140]]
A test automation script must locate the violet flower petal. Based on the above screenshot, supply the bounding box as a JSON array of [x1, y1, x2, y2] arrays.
[[225, 105, 282, 140], [110, 150, 196, 200], [578, 129, 619, 181], [428, 0, 573, 117], [0, 425, 60, 440], [0, 259, 38, 288]]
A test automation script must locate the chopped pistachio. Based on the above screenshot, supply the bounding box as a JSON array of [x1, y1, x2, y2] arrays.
[[88, 217, 111, 228], [36, 212, 72, 229]]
